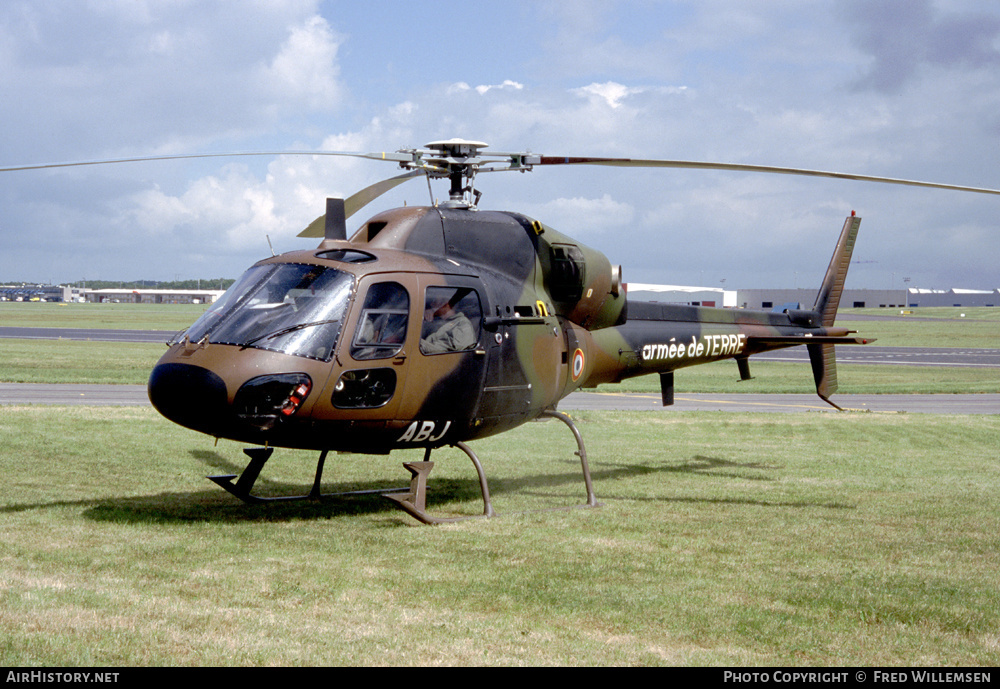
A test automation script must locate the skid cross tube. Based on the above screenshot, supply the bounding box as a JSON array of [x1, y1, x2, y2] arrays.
[[210, 410, 601, 521], [208, 447, 409, 504], [383, 411, 601, 524]]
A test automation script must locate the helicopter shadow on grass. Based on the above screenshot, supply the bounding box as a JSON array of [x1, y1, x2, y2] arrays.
[[76, 450, 739, 525], [88, 449, 852, 524], [422, 451, 853, 513], [2, 449, 848, 526], [77, 447, 515, 526], [0, 450, 413, 526], [584, 454, 856, 511]]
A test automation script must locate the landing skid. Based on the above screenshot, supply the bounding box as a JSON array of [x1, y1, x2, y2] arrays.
[[207, 447, 409, 505], [207, 410, 601, 523]]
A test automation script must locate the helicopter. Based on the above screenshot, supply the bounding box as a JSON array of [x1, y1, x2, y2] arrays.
[[5, 139, 999, 523]]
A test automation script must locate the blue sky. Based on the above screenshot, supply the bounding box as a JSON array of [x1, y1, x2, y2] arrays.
[[1, 0, 998, 290]]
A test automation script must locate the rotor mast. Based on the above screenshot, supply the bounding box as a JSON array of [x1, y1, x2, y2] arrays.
[[421, 139, 490, 208]]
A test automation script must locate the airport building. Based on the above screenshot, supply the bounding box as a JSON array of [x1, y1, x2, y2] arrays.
[[737, 288, 907, 310], [626, 283, 737, 308], [0, 284, 83, 302], [737, 288, 998, 309], [627, 285, 999, 310], [902, 288, 999, 308], [84, 288, 225, 304], [0, 284, 225, 304]]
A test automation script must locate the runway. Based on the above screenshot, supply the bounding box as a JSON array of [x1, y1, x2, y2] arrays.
[[1, 383, 996, 414], [0, 326, 175, 343]]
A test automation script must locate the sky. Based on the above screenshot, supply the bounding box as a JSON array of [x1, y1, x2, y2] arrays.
[[1, 0, 998, 291]]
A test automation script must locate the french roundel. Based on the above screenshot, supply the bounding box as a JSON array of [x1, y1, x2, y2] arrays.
[[571, 349, 585, 381]]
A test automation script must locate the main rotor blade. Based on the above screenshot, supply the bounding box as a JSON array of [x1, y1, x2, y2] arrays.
[[298, 170, 425, 238], [536, 157, 1000, 196], [0, 150, 418, 173], [344, 170, 426, 218]]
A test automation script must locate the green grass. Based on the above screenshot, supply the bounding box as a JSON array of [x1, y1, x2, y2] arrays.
[[838, 307, 1000, 349], [2, 407, 998, 665], [0, 301, 209, 330], [3, 303, 997, 665], [848, 306, 999, 321], [0, 339, 166, 384]]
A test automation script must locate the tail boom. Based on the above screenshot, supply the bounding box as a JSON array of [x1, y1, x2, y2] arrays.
[[577, 213, 873, 408]]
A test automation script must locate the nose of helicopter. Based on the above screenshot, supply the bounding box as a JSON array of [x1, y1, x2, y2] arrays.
[[148, 363, 230, 434]]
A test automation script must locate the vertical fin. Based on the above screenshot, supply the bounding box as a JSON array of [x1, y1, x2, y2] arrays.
[[813, 213, 862, 327], [808, 213, 862, 410]]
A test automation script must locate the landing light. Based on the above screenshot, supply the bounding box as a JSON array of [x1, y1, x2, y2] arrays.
[[281, 382, 312, 416], [234, 373, 313, 430]]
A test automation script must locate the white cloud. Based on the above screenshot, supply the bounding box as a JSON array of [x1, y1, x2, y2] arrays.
[[569, 81, 689, 113], [574, 82, 634, 109], [1, 2, 997, 289], [447, 80, 524, 95], [571, 82, 639, 109], [259, 15, 344, 111], [475, 80, 524, 95]]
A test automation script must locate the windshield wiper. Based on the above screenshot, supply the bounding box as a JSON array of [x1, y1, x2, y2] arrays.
[[239, 319, 341, 350]]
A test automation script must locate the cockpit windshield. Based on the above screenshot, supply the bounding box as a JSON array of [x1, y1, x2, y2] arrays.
[[180, 263, 353, 361]]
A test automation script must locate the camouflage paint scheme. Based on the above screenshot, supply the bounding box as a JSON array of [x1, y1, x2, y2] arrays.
[[148, 206, 867, 453]]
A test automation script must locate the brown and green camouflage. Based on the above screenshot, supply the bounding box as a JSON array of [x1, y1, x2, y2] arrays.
[[148, 207, 870, 452]]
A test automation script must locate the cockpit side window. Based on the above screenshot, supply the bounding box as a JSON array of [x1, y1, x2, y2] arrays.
[[350, 282, 410, 360], [420, 286, 482, 355]]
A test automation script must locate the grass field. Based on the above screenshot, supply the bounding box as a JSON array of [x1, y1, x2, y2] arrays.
[[2, 407, 998, 666], [839, 307, 1000, 350], [0, 301, 209, 331], [2, 302, 998, 666]]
